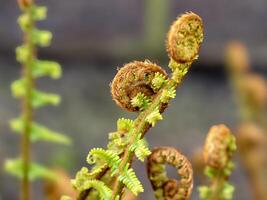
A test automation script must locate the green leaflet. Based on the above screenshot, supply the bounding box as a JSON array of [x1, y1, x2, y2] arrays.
[[10, 118, 71, 144], [72, 174, 113, 200], [31, 6, 47, 21], [118, 164, 144, 196], [129, 133, 151, 162], [151, 72, 166, 90], [16, 45, 30, 63], [32, 90, 61, 108], [145, 106, 163, 127], [87, 148, 121, 176], [11, 80, 61, 108], [117, 118, 134, 132], [32, 60, 62, 79], [131, 92, 151, 111], [4, 158, 55, 181], [31, 29, 52, 47], [18, 13, 31, 32]]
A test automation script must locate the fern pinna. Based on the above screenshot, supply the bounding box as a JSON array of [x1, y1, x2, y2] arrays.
[[198, 125, 237, 200], [65, 12, 204, 200], [5, 0, 70, 199]]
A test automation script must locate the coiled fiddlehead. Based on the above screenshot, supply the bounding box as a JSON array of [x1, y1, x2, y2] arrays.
[[147, 147, 193, 200], [67, 11, 203, 200], [199, 125, 237, 200], [111, 61, 168, 112], [5, 1, 71, 199]]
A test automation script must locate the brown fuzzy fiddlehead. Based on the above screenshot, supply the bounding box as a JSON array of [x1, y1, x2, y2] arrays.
[[203, 125, 235, 170], [147, 147, 193, 200], [111, 60, 168, 112], [199, 124, 236, 200], [167, 12, 204, 63]]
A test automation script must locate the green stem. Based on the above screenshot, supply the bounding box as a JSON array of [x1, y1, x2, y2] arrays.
[[21, 6, 35, 200], [209, 169, 225, 200]]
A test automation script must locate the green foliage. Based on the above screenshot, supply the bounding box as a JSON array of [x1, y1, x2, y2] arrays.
[[145, 106, 163, 127], [151, 72, 166, 90], [10, 118, 71, 144], [160, 86, 176, 103], [131, 92, 151, 111], [6, 2, 71, 191], [32, 60, 62, 79], [87, 148, 121, 175], [129, 133, 151, 161], [4, 159, 55, 181], [118, 164, 144, 195]]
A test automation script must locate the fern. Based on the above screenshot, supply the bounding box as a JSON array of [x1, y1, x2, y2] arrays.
[[87, 148, 121, 175], [198, 125, 236, 200], [68, 12, 204, 200], [5, 1, 71, 199], [118, 164, 144, 195]]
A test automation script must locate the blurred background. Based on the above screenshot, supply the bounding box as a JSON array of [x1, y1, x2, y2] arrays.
[[0, 0, 267, 199]]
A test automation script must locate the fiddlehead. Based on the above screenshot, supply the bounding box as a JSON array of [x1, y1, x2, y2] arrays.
[[236, 123, 267, 200], [67, 11, 204, 200], [5, 1, 70, 199], [111, 61, 168, 112], [199, 125, 237, 200], [147, 147, 193, 200], [167, 12, 203, 64], [225, 41, 267, 127]]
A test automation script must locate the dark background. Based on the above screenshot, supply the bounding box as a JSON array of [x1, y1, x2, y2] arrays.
[[0, 0, 267, 199]]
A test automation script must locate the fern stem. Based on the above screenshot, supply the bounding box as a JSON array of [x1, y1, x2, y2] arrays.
[[20, 4, 35, 200], [111, 80, 177, 199]]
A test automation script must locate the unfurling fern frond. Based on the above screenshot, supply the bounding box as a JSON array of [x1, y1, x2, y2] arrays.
[[74, 179, 113, 199], [69, 11, 204, 200], [87, 148, 121, 175], [147, 147, 193, 200], [199, 124, 236, 200]]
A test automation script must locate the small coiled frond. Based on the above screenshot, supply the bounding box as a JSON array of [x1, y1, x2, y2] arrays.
[[203, 124, 236, 169], [111, 60, 168, 112], [199, 124, 236, 200], [167, 12, 204, 64], [147, 147, 193, 200], [87, 148, 121, 175]]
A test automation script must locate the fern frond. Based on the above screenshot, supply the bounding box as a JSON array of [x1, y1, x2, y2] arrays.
[[87, 148, 121, 175], [10, 118, 71, 144], [74, 179, 113, 200], [32, 60, 62, 79], [4, 159, 55, 181], [118, 164, 144, 196], [135, 139, 151, 162]]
